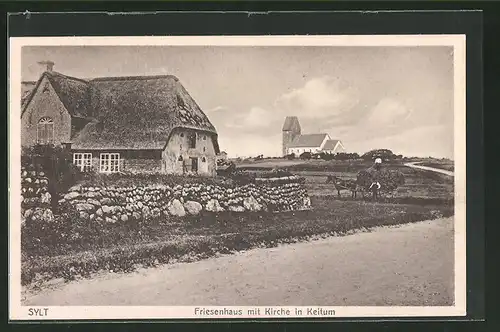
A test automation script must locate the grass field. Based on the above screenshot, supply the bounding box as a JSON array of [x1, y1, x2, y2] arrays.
[[22, 159, 454, 287]]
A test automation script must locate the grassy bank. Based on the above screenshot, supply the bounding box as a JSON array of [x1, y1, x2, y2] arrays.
[[22, 196, 453, 286]]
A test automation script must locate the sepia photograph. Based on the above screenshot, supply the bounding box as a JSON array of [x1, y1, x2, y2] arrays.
[[9, 35, 466, 320]]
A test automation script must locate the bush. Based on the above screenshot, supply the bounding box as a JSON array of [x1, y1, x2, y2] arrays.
[[285, 153, 296, 160], [318, 152, 335, 161], [300, 152, 312, 160], [79, 171, 230, 188], [21, 144, 82, 210], [216, 160, 237, 176], [334, 152, 360, 160], [361, 149, 397, 162]]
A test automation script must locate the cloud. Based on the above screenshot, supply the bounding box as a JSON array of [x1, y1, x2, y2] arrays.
[[345, 124, 453, 158], [275, 76, 359, 120], [214, 76, 361, 136], [362, 98, 412, 128], [205, 106, 228, 113], [321, 97, 414, 142], [226, 107, 273, 129]]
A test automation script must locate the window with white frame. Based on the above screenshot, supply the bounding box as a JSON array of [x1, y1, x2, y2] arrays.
[[99, 153, 120, 173], [37, 117, 54, 144], [73, 153, 92, 172]]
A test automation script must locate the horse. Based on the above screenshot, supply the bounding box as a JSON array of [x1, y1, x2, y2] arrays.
[[325, 175, 363, 198]]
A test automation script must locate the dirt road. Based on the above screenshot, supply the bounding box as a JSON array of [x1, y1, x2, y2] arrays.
[[24, 217, 454, 306], [404, 162, 454, 177]]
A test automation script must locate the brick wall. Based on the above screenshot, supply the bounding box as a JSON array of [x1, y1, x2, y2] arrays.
[[21, 76, 72, 147]]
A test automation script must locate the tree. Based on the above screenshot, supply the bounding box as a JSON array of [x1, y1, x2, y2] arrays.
[[361, 149, 397, 162], [286, 153, 296, 160]]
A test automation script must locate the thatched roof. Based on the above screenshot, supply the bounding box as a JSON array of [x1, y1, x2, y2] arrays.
[[289, 133, 329, 148], [21, 81, 36, 109], [21, 72, 93, 118], [22, 71, 219, 152]]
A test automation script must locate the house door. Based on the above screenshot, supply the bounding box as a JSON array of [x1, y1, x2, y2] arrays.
[[190, 157, 198, 173]]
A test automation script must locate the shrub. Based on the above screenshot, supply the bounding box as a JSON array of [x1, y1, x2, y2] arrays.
[[285, 153, 296, 160], [320, 152, 335, 161], [334, 152, 360, 160], [361, 149, 397, 162], [21, 144, 82, 210], [300, 152, 312, 160], [216, 160, 237, 176], [79, 172, 230, 188]]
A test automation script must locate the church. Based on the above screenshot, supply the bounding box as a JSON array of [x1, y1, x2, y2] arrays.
[[282, 116, 345, 156]]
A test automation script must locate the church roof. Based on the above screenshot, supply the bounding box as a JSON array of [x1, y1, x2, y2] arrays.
[[282, 116, 301, 131], [288, 133, 329, 148], [323, 139, 341, 150]]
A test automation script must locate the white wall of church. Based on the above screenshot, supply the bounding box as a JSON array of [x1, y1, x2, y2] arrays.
[[287, 147, 322, 155]]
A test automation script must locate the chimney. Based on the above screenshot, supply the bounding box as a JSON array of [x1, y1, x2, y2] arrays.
[[37, 60, 54, 73]]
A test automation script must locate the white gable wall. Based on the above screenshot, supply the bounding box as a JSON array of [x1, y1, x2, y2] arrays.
[[286, 134, 332, 155]]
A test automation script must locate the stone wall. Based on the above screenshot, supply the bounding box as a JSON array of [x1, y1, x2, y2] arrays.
[[59, 175, 311, 222], [21, 167, 54, 225]]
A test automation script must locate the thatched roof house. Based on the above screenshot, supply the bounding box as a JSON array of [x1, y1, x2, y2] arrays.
[[21, 62, 220, 176]]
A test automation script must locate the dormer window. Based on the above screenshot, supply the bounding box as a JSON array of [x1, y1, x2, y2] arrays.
[[37, 117, 54, 144]]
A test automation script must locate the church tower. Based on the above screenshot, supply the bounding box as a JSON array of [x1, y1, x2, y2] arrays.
[[282, 116, 301, 156]]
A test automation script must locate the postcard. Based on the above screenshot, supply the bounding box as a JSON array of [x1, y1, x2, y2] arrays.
[[9, 34, 466, 320]]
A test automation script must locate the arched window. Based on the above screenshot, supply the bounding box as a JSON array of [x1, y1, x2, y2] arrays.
[[37, 117, 54, 144]]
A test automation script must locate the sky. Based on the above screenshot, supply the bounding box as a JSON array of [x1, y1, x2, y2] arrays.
[[22, 45, 455, 159]]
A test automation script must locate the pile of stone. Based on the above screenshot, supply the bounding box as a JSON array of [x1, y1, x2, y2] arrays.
[[21, 167, 54, 224], [59, 176, 311, 222]]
